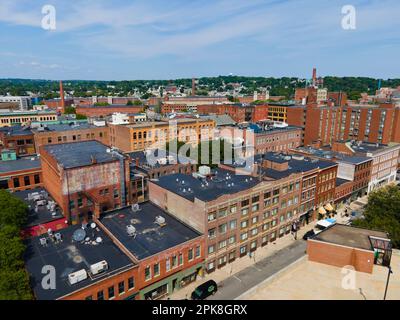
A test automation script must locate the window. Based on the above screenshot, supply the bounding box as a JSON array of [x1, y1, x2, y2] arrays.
[[166, 258, 171, 272], [228, 235, 236, 244], [252, 195, 259, 203], [240, 245, 247, 255], [179, 253, 183, 266], [145, 267, 151, 281], [218, 208, 228, 218], [195, 246, 200, 258], [229, 219, 237, 230], [241, 199, 249, 207], [34, 174, 40, 184], [24, 176, 30, 186], [250, 228, 258, 236], [108, 286, 115, 299], [208, 212, 216, 222], [252, 204, 259, 212], [241, 220, 248, 229], [128, 277, 135, 290], [188, 248, 194, 261], [241, 208, 249, 216], [240, 232, 248, 241], [208, 228, 216, 239], [230, 205, 237, 214], [208, 245, 215, 254], [218, 223, 227, 234], [218, 240, 227, 250], [154, 263, 160, 277], [97, 290, 104, 300], [172, 255, 177, 268], [118, 281, 125, 295], [250, 240, 257, 250], [13, 178, 20, 188]]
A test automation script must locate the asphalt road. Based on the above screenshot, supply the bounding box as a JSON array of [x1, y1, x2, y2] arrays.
[[207, 240, 307, 300]]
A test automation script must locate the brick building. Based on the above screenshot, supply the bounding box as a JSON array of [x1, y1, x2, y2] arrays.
[[0, 125, 35, 156], [32, 123, 110, 151], [149, 153, 337, 273], [39, 141, 130, 224], [0, 152, 42, 191], [307, 224, 391, 274], [0, 110, 58, 128], [109, 118, 215, 152], [197, 104, 268, 123], [24, 202, 205, 300], [76, 105, 144, 118]]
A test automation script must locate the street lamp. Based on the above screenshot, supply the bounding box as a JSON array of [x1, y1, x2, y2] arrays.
[[383, 266, 393, 300]]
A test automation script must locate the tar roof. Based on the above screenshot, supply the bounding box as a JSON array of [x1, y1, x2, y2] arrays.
[[43, 141, 119, 169], [0, 156, 41, 174], [261, 153, 336, 180], [128, 149, 195, 170], [100, 202, 201, 260], [32, 123, 102, 132], [13, 188, 64, 227], [153, 168, 260, 202], [0, 125, 33, 136], [312, 224, 389, 251], [335, 178, 352, 187], [24, 224, 134, 300]]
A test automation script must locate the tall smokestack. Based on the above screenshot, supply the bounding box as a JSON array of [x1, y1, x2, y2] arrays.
[[192, 78, 196, 96], [59, 80, 65, 112], [312, 68, 317, 87]]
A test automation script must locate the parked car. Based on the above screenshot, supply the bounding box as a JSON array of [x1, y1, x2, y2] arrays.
[[302, 230, 316, 240], [191, 280, 218, 300]]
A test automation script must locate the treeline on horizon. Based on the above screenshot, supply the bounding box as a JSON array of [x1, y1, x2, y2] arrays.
[[1, 76, 400, 101]]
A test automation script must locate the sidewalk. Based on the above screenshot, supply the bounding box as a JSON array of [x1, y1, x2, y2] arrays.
[[166, 220, 316, 300]]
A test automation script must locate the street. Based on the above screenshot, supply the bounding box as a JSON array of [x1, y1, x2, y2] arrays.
[[207, 240, 307, 300]]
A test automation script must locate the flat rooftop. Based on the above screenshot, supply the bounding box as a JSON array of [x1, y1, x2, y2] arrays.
[[100, 202, 201, 260], [350, 142, 400, 154], [0, 125, 33, 136], [24, 224, 134, 300], [312, 224, 389, 251], [32, 123, 103, 132], [261, 153, 337, 180], [0, 156, 41, 174], [153, 168, 260, 202], [296, 146, 371, 164], [13, 188, 64, 227], [43, 141, 120, 169]]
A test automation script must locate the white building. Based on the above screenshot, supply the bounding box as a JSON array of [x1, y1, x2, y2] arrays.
[[0, 96, 32, 110]]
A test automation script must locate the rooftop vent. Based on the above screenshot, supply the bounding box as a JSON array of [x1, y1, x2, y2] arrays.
[[131, 203, 140, 212], [68, 269, 88, 285], [126, 224, 137, 237], [155, 215, 166, 226], [90, 260, 108, 275]]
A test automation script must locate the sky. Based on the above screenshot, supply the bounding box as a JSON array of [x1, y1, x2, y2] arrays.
[[0, 0, 399, 80]]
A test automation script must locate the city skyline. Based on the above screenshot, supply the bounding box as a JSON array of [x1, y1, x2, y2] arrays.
[[0, 0, 399, 81]]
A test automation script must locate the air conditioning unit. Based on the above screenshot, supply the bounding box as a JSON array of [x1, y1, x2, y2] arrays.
[[68, 269, 87, 285], [155, 215, 166, 226], [36, 199, 47, 206], [126, 225, 136, 236], [90, 260, 108, 275]]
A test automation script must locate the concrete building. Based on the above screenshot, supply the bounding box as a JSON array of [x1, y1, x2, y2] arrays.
[[32, 122, 110, 151], [39, 141, 130, 224], [109, 118, 215, 152], [0, 96, 31, 110]]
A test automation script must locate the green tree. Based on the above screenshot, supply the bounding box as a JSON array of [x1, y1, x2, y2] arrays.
[[0, 270, 33, 300], [0, 190, 28, 227], [352, 185, 400, 248]]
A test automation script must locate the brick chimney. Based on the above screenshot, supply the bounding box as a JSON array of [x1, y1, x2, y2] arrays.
[[59, 80, 65, 113]]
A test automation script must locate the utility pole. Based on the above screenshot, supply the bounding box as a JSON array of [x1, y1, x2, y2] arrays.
[[383, 266, 393, 300]]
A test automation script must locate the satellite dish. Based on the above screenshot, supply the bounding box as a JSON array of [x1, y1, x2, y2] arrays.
[[91, 223, 97, 229], [72, 229, 86, 242], [96, 237, 103, 243]]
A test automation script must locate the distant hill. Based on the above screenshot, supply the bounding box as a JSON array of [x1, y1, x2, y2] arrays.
[[1, 76, 399, 101]]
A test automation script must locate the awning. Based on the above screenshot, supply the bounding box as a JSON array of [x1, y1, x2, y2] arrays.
[[318, 207, 327, 215], [324, 203, 334, 211]]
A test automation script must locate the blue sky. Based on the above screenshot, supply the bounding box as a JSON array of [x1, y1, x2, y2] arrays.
[[0, 0, 399, 80]]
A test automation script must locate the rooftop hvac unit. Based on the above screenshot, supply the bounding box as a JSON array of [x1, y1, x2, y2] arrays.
[[28, 192, 40, 200], [54, 233, 62, 242], [155, 215, 166, 226], [131, 203, 140, 212], [32, 194, 43, 201], [39, 238, 47, 246], [291, 155, 304, 161], [199, 165, 211, 176], [36, 199, 47, 206], [68, 269, 88, 285], [126, 225, 136, 237], [90, 260, 108, 275]]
